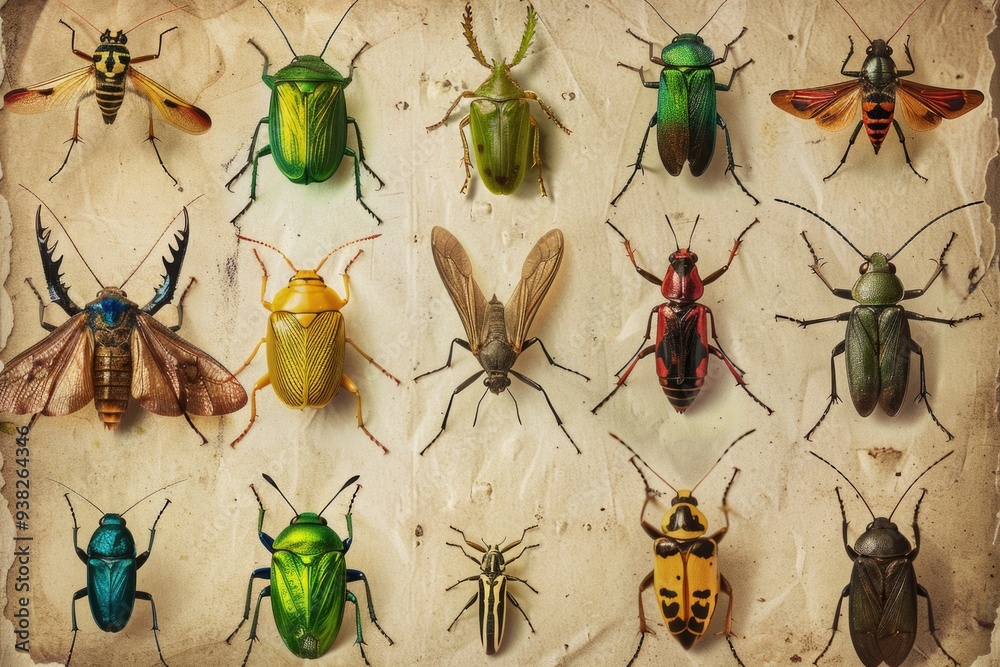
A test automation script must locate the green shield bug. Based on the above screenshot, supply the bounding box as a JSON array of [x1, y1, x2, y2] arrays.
[[809, 450, 958, 667], [426, 2, 571, 197], [775, 199, 983, 441], [227, 474, 392, 665], [227, 0, 384, 224], [611, 0, 757, 206], [445, 524, 539, 654]]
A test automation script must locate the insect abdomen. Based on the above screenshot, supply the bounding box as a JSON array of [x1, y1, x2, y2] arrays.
[[93, 344, 131, 427], [655, 303, 709, 412], [861, 89, 895, 153], [93, 44, 130, 124]]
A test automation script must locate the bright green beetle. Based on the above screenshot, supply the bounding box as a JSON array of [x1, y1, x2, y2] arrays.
[[427, 3, 570, 197], [227, 475, 392, 665], [227, 0, 383, 224], [775, 199, 984, 442]]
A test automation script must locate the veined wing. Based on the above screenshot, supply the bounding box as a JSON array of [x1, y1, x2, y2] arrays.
[[770, 80, 863, 131], [3, 66, 95, 114], [431, 226, 489, 354], [128, 68, 211, 134], [897, 79, 984, 131], [505, 229, 563, 352]]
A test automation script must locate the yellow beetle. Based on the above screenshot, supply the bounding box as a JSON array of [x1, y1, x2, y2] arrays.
[[230, 234, 398, 451], [611, 430, 754, 666]]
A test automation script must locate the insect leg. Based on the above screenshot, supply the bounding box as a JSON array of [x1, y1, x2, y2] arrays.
[[167, 278, 196, 331], [341, 373, 389, 454], [804, 340, 847, 441], [606, 221, 661, 285], [905, 311, 982, 327], [225, 568, 270, 645], [718, 575, 747, 666], [593, 345, 656, 414], [63, 495, 88, 563], [823, 121, 864, 181], [240, 585, 271, 667], [67, 587, 88, 665], [892, 119, 927, 181], [716, 115, 759, 204], [506, 590, 536, 631], [346, 570, 394, 644], [449, 525, 488, 554], [902, 232, 954, 300], [713, 26, 749, 67], [58, 20, 90, 61], [426, 91, 478, 131], [232, 338, 266, 376], [447, 591, 479, 631], [627, 571, 655, 667], [225, 118, 269, 193], [839, 36, 860, 77], [23, 278, 57, 332], [346, 117, 385, 187], [501, 525, 539, 557], [229, 372, 272, 448], [344, 146, 384, 224], [834, 488, 859, 560], [529, 114, 548, 197], [796, 232, 855, 299], [520, 338, 590, 380], [414, 338, 473, 381], [701, 219, 760, 286], [344, 592, 372, 666], [714, 56, 753, 91], [129, 26, 180, 64], [624, 28, 666, 67], [906, 338, 954, 440], [812, 584, 850, 665], [135, 499, 171, 569], [230, 144, 273, 227], [898, 35, 915, 77], [705, 308, 772, 413], [506, 574, 539, 595], [458, 114, 474, 194], [49, 107, 83, 182], [774, 312, 850, 328], [523, 91, 571, 135], [133, 591, 168, 666], [617, 61, 661, 89], [420, 369, 485, 455], [916, 583, 959, 666], [144, 108, 180, 186], [347, 338, 401, 384], [508, 369, 580, 454], [611, 113, 657, 206]]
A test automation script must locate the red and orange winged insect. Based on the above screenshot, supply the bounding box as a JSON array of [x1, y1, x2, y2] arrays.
[[770, 0, 983, 180], [3, 3, 211, 183]]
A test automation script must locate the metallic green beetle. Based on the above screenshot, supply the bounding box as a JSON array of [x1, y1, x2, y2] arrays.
[[227, 0, 383, 224], [227, 475, 392, 665], [775, 199, 984, 441], [426, 3, 570, 197], [611, 0, 756, 206]]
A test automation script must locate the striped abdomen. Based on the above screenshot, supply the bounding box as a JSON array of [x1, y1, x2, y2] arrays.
[[93, 343, 131, 427], [861, 87, 896, 153], [93, 42, 130, 124]]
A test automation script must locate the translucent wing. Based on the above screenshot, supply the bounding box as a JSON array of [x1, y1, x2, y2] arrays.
[[128, 68, 212, 134], [770, 80, 863, 132], [431, 226, 489, 354], [3, 66, 95, 114], [130, 313, 247, 416], [0, 314, 94, 416], [505, 229, 563, 352], [897, 79, 984, 131]]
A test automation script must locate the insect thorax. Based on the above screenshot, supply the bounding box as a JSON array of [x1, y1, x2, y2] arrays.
[[861, 42, 897, 87], [663, 493, 708, 539], [274, 515, 345, 554], [854, 518, 912, 557], [663, 36, 714, 67], [88, 517, 137, 558], [852, 254, 904, 304], [475, 62, 526, 100]]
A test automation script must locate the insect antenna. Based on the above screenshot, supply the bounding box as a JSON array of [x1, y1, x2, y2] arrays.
[[609, 433, 678, 495], [54, 0, 101, 35], [664, 213, 681, 252], [262, 474, 299, 516], [507, 389, 522, 423], [887, 0, 928, 45], [889, 201, 983, 259], [126, 5, 190, 35], [775, 199, 866, 260], [319, 475, 362, 518], [809, 451, 875, 521], [258, 0, 299, 59], [832, 0, 871, 44], [686, 214, 701, 249], [690, 428, 754, 495], [314, 233, 381, 272], [121, 479, 187, 517], [236, 234, 297, 272], [510, 4, 537, 68], [320, 0, 364, 59], [696, 0, 729, 36], [21, 184, 106, 287], [121, 200, 200, 290], [48, 479, 104, 515], [642, 0, 679, 37], [888, 450, 953, 522]]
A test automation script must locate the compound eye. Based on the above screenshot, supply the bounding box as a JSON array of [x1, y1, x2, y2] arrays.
[[865, 46, 873, 55], [690, 253, 699, 264], [888, 263, 896, 275], [859, 262, 869, 274]]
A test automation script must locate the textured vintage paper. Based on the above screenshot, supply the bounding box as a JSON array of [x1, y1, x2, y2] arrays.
[[0, 0, 997, 665]]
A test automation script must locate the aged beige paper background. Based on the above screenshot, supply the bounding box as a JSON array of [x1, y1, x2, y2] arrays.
[[0, 0, 997, 665]]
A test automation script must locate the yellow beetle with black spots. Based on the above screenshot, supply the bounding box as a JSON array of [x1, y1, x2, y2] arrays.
[[612, 430, 754, 666]]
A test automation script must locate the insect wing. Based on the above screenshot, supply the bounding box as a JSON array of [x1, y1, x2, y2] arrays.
[[431, 227, 489, 354], [3, 66, 95, 114], [770, 80, 863, 132], [0, 314, 94, 416], [657, 68, 690, 175], [684, 68, 718, 177], [87, 554, 137, 632], [127, 68, 211, 134], [129, 312, 247, 417], [896, 79, 984, 131], [849, 556, 917, 667], [268, 310, 346, 407], [504, 229, 563, 352], [479, 573, 508, 654], [271, 548, 346, 657], [654, 537, 719, 648]]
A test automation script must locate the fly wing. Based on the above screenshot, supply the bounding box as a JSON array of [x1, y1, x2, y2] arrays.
[[897, 79, 984, 131], [130, 313, 247, 416], [505, 229, 563, 352], [770, 80, 863, 131], [3, 66, 95, 114], [128, 68, 212, 134], [431, 226, 489, 354], [0, 314, 94, 416]]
